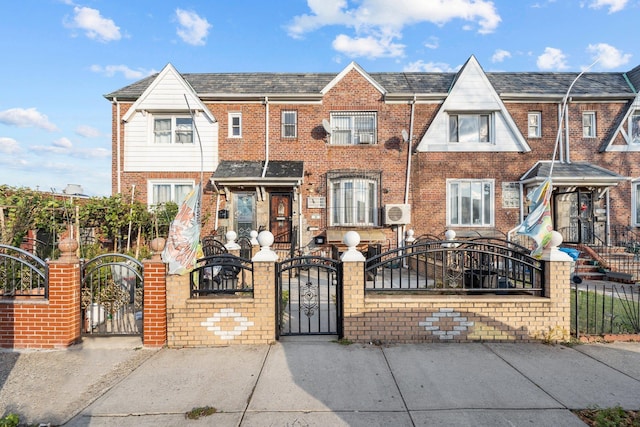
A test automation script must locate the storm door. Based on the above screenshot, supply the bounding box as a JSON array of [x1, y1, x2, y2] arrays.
[[270, 192, 293, 243]]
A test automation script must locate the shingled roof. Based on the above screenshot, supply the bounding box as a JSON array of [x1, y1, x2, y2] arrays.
[[104, 63, 637, 101]]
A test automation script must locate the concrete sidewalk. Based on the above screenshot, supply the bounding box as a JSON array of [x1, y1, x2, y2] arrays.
[[2, 339, 640, 426]]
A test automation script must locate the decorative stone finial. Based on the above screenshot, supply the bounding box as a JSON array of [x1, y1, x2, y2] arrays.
[[58, 238, 78, 261], [225, 230, 241, 250], [341, 231, 365, 262], [150, 237, 166, 260], [405, 229, 415, 243], [444, 229, 456, 240], [252, 230, 278, 261], [250, 229, 259, 246]]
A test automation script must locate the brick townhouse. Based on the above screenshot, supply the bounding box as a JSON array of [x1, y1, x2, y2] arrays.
[[105, 55, 640, 252]]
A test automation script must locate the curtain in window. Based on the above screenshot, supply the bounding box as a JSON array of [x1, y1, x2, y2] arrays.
[[154, 119, 171, 144], [175, 118, 193, 143], [153, 184, 171, 205]]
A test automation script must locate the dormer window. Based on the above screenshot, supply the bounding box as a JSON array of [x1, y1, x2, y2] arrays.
[[449, 113, 491, 143], [153, 116, 193, 144]]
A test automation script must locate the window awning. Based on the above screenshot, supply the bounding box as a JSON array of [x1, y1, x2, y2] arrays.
[[211, 160, 304, 188], [520, 161, 627, 187]]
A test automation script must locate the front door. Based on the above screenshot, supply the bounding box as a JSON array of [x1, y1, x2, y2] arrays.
[[234, 193, 256, 239], [554, 189, 595, 244], [270, 192, 293, 243]]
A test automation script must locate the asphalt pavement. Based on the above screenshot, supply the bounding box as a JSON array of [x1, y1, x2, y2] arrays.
[[1, 336, 640, 426]]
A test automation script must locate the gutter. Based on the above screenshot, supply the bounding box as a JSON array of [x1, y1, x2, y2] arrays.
[[404, 95, 416, 204]]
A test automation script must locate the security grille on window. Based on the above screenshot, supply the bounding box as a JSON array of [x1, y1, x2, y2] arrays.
[[448, 179, 494, 226], [330, 112, 377, 145], [154, 116, 193, 144], [328, 171, 380, 226], [281, 110, 297, 138], [449, 114, 491, 143]]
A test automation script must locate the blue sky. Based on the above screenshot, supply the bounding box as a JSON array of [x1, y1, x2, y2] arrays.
[[0, 0, 636, 196]]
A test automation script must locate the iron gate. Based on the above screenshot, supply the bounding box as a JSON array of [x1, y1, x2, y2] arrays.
[[276, 256, 342, 338], [80, 254, 143, 336]]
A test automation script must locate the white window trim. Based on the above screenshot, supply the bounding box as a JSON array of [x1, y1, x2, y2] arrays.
[[447, 112, 494, 145], [228, 112, 242, 138], [583, 111, 596, 138], [629, 111, 640, 145], [528, 112, 541, 138], [147, 179, 195, 208], [329, 111, 377, 145], [446, 179, 495, 227], [281, 110, 297, 138], [328, 176, 379, 227], [633, 180, 640, 227], [150, 114, 194, 144]]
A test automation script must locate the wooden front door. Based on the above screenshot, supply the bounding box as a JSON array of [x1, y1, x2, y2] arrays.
[[270, 192, 292, 243]]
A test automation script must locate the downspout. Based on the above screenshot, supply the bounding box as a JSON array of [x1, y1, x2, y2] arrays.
[[564, 100, 571, 163], [114, 97, 122, 194], [402, 95, 416, 249], [557, 104, 564, 163], [261, 96, 270, 178]]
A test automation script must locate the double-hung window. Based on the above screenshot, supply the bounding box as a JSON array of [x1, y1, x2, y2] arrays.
[[153, 116, 193, 144], [149, 181, 194, 208], [449, 113, 491, 143], [447, 179, 494, 226], [330, 112, 377, 145], [633, 181, 640, 226], [229, 112, 242, 138], [629, 111, 640, 144], [528, 112, 541, 138], [281, 110, 297, 138], [583, 112, 596, 138], [329, 173, 379, 226]]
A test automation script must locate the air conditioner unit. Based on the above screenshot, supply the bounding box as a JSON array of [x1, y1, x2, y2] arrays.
[[384, 204, 411, 225], [358, 133, 374, 144]]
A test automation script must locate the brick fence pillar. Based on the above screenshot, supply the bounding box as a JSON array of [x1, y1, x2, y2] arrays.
[[340, 231, 366, 341], [143, 237, 167, 347], [46, 238, 81, 348], [540, 231, 574, 341]]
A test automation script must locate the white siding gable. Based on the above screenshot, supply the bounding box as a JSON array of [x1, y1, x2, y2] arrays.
[[416, 56, 530, 153], [122, 63, 218, 172]]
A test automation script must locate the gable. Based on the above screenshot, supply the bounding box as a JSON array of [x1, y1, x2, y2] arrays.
[[601, 94, 640, 152], [321, 61, 386, 96], [415, 56, 530, 153], [122, 63, 215, 123]]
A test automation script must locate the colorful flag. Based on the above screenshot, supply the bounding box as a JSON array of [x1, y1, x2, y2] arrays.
[[162, 184, 201, 275], [515, 178, 553, 258]]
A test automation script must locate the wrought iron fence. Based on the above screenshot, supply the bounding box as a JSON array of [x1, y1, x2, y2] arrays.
[[589, 225, 640, 282], [572, 281, 640, 337], [190, 254, 253, 297], [365, 240, 543, 295], [80, 254, 143, 335], [0, 244, 48, 298]]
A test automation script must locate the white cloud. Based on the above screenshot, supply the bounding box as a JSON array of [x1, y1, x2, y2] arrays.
[[0, 137, 21, 154], [53, 137, 73, 149], [403, 60, 457, 72], [175, 9, 211, 46], [75, 125, 101, 138], [287, 0, 501, 59], [586, 0, 628, 13], [0, 108, 58, 131], [492, 49, 511, 63], [586, 43, 631, 69], [67, 6, 121, 42], [332, 33, 405, 58], [90, 64, 156, 79], [424, 36, 439, 49], [536, 47, 569, 70]]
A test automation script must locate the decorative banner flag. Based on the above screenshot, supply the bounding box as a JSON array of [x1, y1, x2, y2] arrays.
[[162, 184, 201, 275], [515, 178, 553, 258]]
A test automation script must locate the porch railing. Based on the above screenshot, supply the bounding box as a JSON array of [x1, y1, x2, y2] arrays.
[[190, 254, 253, 297], [588, 225, 640, 282]]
